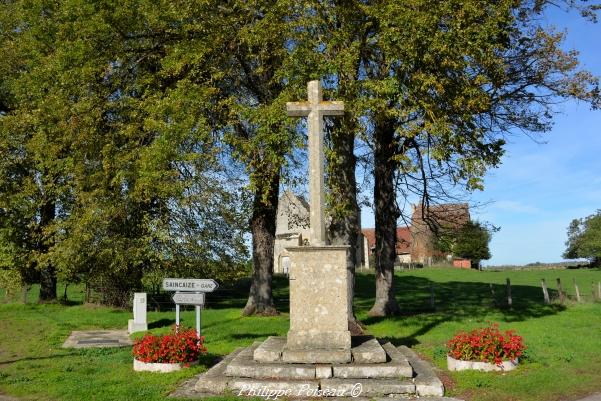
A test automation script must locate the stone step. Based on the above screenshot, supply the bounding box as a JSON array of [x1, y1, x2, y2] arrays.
[[253, 336, 285, 362], [320, 378, 416, 397], [224, 339, 414, 381], [351, 336, 387, 363]]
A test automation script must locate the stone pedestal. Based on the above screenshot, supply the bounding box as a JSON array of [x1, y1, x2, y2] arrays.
[[128, 292, 148, 334], [282, 246, 351, 363]]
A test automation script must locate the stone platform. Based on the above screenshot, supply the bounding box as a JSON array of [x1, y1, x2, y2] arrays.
[[176, 336, 446, 399]]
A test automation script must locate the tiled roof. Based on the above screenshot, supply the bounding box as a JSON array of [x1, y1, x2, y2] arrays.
[[362, 227, 412, 255]]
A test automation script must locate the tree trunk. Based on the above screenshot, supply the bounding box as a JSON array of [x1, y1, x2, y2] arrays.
[[368, 118, 401, 317], [38, 199, 57, 302], [243, 173, 280, 316], [327, 117, 363, 335]]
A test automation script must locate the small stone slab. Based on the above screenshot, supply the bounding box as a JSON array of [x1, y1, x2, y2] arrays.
[[253, 336, 285, 362], [351, 337, 387, 363], [77, 339, 120, 345], [62, 330, 132, 348], [320, 378, 415, 397], [333, 362, 412, 379], [333, 342, 413, 379], [398, 345, 444, 397], [316, 364, 333, 379], [282, 348, 351, 364]]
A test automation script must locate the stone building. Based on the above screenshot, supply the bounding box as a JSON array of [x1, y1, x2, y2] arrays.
[[410, 203, 470, 265], [362, 203, 470, 266], [273, 192, 368, 274]]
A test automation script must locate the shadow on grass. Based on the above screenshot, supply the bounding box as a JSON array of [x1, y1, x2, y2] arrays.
[[229, 333, 280, 340], [354, 274, 567, 347], [0, 351, 80, 366], [148, 318, 175, 329]]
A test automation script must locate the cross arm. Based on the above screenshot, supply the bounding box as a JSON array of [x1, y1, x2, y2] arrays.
[[318, 101, 345, 116], [287, 101, 311, 117]]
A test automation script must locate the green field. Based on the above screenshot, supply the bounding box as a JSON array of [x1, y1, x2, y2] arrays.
[[1, 267, 601, 401]]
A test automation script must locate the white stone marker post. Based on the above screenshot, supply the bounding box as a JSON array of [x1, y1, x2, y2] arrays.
[[283, 81, 351, 363], [128, 292, 148, 334]]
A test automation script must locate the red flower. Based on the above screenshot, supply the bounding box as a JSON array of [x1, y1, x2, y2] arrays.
[[447, 323, 526, 366], [132, 326, 207, 364]]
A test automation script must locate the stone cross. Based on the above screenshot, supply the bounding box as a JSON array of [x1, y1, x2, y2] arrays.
[[286, 80, 344, 246]]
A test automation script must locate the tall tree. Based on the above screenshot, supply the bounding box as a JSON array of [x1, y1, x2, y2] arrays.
[[0, 0, 251, 305], [359, 0, 599, 316]]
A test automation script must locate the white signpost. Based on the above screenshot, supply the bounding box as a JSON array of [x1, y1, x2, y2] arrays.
[[163, 278, 218, 338], [172, 292, 205, 305]]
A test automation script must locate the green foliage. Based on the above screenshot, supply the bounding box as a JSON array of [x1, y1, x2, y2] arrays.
[[452, 221, 494, 264], [563, 210, 601, 265], [0, 0, 251, 304]]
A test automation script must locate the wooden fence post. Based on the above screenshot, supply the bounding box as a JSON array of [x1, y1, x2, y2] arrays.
[[574, 278, 581, 303], [592, 281, 597, 302], [506, 278, 512, 307], [598, 282, 601, 301], [541, 279, 550, 304], [21, 285, 28, 304], [430, 284, 435, 309], [557, 278, 565, 304]]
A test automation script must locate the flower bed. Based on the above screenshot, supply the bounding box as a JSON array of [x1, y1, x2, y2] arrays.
[[132, 327, 206, 372], [447, 323, 525, 371]]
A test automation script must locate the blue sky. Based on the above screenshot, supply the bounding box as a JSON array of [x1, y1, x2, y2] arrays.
[[361, 7, 601, 266]]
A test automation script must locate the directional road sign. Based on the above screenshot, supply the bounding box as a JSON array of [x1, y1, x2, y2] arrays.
[[172, 292, 205, 305], [162, 278, 219, 292]]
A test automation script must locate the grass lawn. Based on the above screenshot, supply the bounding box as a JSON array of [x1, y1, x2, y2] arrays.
[[0, 267, 600, 401]]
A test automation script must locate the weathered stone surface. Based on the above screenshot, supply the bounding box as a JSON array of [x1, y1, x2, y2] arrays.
[[382, 342, 409, 363], [282, 347, 351, 364], [228, 362, 316, 380], [227, 341, 316, 379], [253, 336, 285, 362], [320, 378, 415, 397], [398, 345, 444, 397], [194, 348, 244, 394], [287, 329, 352, 351], [333, 362, 412, 379], [284, 246, 351, 361], [351, 337, 387, 363], [62, 330, 132, 348], [316, 364, 333, 379]]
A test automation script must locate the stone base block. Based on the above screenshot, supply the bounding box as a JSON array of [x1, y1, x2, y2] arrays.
[[226, 342, 316, 379], [179, 340, 450, 400], [351, 337, 386, 363], [321, 378, 415, 397], [282, 347, 351, 364], [128, 320, 147, 334], [286, 329, 351, 351], [333, 362, 412, 379], [315, 364, 333, 379], [253, 336, 285, 362]]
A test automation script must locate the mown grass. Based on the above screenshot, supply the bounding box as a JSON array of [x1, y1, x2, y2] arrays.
[[1, 267, 601, 401]]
